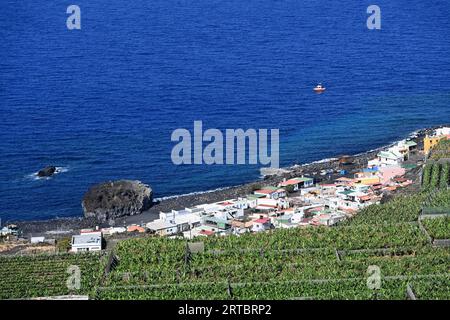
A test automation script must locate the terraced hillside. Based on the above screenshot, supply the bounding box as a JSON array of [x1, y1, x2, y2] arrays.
[[0, 252, 106, 299], [1, 189, 449, 300]]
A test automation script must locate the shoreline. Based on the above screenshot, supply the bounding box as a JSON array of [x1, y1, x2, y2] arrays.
[[11, 126, 439, 236]]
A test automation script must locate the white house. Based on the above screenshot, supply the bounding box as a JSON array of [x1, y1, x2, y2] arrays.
[[253, 187, 287, 199], [71, 232, 103, 252], [251, 218, 272, 232], [376, 149, 404, 166], [290, 212, 305, 224], [30, 236, 45, 244], [312, 212, 346, 226], [278, 177, 314, 191], [0, 225, 18, 236], [146, 219, 178, 236], [435, 127, 450, 136], [160, 209, 202, 230], [101, 227, 127, 236]]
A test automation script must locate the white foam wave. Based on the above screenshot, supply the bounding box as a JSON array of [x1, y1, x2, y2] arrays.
[[27, 166, 70, 180], [154, 185, 238, 202]]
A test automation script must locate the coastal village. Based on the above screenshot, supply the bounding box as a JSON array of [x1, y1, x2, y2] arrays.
[[1, 127, 449, 253]]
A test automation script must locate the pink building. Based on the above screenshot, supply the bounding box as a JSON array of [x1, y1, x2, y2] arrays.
[[378, 165, 406, 185]]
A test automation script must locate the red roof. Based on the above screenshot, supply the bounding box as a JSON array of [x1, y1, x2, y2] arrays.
[[218, 201, 233, 206], [127, 226, 146, 233], [257, 204, 277, 208], [279, 179, 300, 186], [199, 230, 214, 236], [254, 189, 274, 194], [253, 218, 270, 224], [339, 208, 357, 214], [320, 184, 336, 187]]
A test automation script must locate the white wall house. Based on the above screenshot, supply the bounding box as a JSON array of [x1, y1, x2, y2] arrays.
[[253, 187, 287, 200], [146, 219, 178, 236], [376, 150, 403, 166], [435, 127, 450, 136], [251, 218, 272, 232], [30, 237, 45, 244], [278, 177, 314, 191], [71, 232, 102, 252]]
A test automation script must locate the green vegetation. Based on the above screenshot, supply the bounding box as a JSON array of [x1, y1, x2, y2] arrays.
[[422, 216, 450, 239], [424, 188, 450, 208], [342, 194, 426, 225], [411, 276, 450, 300], [95, 237, 448, 300], [430, 163, 441, 189], [422, 164, 432, 189], [429, 139, 450, 160], [440, 162, 449, 189], [56, 237, 72, 253], [0, 253, 106, 299], [284, 184, 296, 194], [422, 162, 449, 190], [1, 190, 449, 300]]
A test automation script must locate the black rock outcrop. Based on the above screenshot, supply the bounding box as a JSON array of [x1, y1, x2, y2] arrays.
[[37, 166, 57, 177], [82, 180, 153, 222]]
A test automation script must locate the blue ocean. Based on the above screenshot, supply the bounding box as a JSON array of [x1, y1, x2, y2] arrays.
[[1, 1, 450, 222]]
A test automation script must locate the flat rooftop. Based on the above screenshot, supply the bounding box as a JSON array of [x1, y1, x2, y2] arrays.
[[72, 232, 101, 246]]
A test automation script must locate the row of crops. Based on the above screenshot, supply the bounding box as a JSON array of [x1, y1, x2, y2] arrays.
[[0, 252, 106, 299], [340, 194, 426, 225], [95, 276, 450, 300], [97, 188, 449, 299], [1, 189, 449, 300], [97, 238, 449, 299], [112, 222, 428, 257], [421, 216, 450, 240], [422, 162, 450, 190], [104, 245, 449, 284]]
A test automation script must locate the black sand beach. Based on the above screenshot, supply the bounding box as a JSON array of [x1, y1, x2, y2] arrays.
[[13, 127, 436, 237]]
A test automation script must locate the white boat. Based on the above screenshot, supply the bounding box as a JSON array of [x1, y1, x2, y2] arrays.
[[314, 84, 326, 93]]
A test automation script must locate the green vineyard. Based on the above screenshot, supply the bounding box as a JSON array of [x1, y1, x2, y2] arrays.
[[1, 189, 449, 300]]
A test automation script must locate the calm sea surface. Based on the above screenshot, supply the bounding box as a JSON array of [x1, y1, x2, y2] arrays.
[[1, 1, 450, 221]]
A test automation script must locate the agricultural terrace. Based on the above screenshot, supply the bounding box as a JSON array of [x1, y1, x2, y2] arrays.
[[0, 252, 106, 299], [422, 162, 450, 191], [1, 189, 449, 300], [429, 139, 450, 160], [95, 189, 450, 300], [422, 216, 450, 240]]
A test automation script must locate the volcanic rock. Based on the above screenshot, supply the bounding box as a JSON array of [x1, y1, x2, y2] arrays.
[[82, 180, 153, 222], [37, 166, 57, 177]]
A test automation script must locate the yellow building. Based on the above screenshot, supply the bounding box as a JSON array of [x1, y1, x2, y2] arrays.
[[424, 135, 446, 155], [357, 177, 381, 185]]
